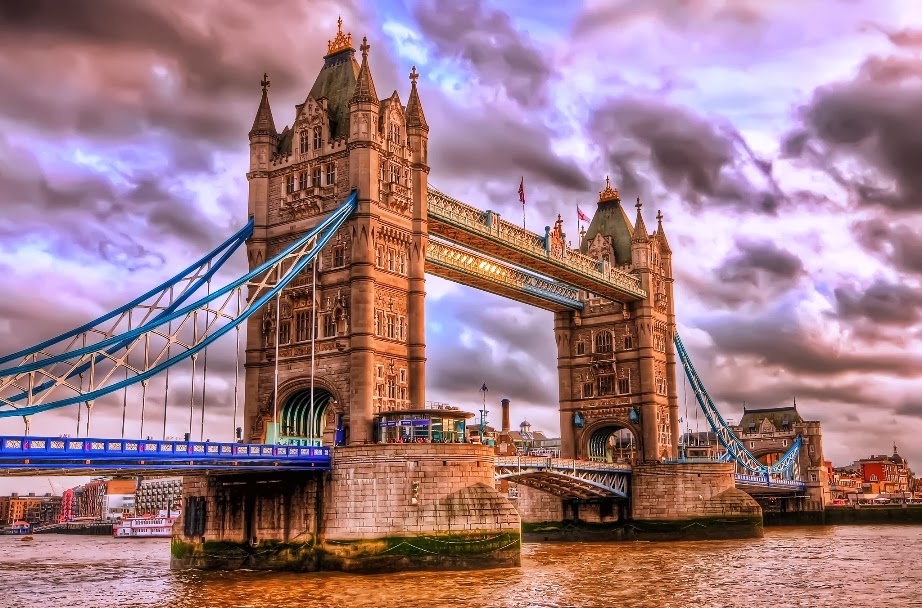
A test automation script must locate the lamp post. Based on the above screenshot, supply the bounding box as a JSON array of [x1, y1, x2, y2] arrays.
[[479, 383, 489, 443]]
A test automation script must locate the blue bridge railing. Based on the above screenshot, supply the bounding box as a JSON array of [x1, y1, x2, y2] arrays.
[[0, 435, 331, 468]]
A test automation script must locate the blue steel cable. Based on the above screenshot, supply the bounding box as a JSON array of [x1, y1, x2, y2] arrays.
[[0, 191, 357, 417], [0, 219, 253, 367]]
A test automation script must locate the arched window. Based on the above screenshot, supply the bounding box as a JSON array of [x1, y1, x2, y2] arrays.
[[313, 127, 322, 149], [595, 331, 613, 354]]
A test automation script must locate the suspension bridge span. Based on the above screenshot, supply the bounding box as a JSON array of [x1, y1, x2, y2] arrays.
[[0, 19, 828, 572]]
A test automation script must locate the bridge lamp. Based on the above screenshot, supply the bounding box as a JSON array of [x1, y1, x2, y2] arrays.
[[479, 383, 489, 440]]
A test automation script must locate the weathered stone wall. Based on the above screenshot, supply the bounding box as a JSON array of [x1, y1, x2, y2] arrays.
[[512, 484, 564, 523], [632, 462, 761, 520], [173, 445, 521, 572], [323, 444, 519, 539]]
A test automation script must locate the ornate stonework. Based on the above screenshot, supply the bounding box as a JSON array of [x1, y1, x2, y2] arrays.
[[244, 21, 430, 445]]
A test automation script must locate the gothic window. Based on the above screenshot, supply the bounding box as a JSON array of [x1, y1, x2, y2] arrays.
[[390, 163, 398, 183], [326, 163, 336, 186], [617, 377, 630, 395], [582, 382, 593, 398], [332, 245, 345, 268], [399, 368, 407, 383], [656, 377, 668, 395], [404, 168, 410, 186], [377, 365, 384, 379], [576, 342, 585, 355], [298, 172, 308, 191], [386, 315, 396, 339], [279, 320, 290, 345], [623, 335, 634, 350], [286, 175, 295, 194], [386, 377, 398, 399], [398, 251, 407, 275], [312, 167, 321, 188], [602, 254, 610, 265], [399, 386, 407, 401], [380, 162, 387, 183], [294, 310, 312, 342], [595, 331, 613, 354], [399, 316, 406, 341], [598, 375, 615, 395], [375, 245, 384, 268], [387, 248, 396, 272], [324, 314, 335, 338], [299, 132, 309, 154], [313, 127, 322, 150]]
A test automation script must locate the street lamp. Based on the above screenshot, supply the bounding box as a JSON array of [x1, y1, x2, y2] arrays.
[[479, 383, 489, 443]]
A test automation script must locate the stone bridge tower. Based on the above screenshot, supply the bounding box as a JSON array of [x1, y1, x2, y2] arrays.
[[243, 20, 429, 446], [555, 178, 679, 463]]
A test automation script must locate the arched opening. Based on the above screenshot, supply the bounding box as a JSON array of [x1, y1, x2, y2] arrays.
[[277, 388, 340, 447], [594, 330, 613, 354], [588, 426, 638, 464]]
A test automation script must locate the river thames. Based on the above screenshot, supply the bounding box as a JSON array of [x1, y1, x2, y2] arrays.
[[2, 525, 920, 607]]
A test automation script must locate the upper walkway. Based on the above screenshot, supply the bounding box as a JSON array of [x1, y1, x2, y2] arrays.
[[427, 187, 647, 302]]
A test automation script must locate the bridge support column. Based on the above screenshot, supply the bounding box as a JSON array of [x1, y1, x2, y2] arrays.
[[630, 462, 763, 540], [171, 445, 520, 572]]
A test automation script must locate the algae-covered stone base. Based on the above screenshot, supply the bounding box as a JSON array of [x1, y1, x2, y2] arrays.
[[521, 516, 763, 542], [170, 531, 521, 573]]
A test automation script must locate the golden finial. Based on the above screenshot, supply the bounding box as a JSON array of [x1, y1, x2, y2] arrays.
[[327, 15, 353, 55], [599, 175, 620, 202]]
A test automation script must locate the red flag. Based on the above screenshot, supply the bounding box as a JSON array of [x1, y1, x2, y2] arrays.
[[577, 206, 590, 222], [518, 177, 525, 205]]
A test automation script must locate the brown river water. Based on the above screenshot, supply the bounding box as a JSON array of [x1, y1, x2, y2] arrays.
[[1, 526, 920, 607]]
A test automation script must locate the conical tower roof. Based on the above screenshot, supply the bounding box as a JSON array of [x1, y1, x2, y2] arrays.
[[249, 73, 277, 138], [656, 210, 672, 254], [579, 176, 634, 264], [632, 198, 649, 243], [350, 36, 378, 105], [406, 66, 428, 130]]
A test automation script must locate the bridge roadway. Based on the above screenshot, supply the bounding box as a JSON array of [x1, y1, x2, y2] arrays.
[[0, 436, 807, 498], [0, 435, 330, 476]]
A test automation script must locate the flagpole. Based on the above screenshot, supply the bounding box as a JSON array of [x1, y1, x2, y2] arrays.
[[521, 176, 526, 230]]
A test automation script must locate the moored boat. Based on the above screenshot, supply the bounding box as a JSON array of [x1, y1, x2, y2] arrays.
[[113, 516, 176, 538], [2, 521, 32, 535]]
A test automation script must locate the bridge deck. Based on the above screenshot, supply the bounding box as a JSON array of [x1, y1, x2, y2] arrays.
[[0, 436, 331, 476], [426, 238, 582, 311], [427, 188, 647, 302]]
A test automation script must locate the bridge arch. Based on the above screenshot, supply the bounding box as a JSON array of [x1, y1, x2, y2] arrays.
[[273, 377, 346, 446], [581, 422, 640, 464]]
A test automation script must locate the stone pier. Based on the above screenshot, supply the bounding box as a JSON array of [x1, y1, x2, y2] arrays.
[[171, 444, 521, 572], [629, 462, 763, 539]]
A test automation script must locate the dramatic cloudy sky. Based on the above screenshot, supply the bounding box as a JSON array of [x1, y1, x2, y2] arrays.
[[1, 0, 921, 493]]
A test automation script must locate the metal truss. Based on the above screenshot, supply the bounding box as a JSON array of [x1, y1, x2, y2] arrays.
[[427, 186, 647, 300], [0, 220, 253, 392], [495, 456, 630, 499], [735, 473, 806, 492], [426, 237, 583, 311], [0, 191, 357, 418], [674, 333, 802, 476]]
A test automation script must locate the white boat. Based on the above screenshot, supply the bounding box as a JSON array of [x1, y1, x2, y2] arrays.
[[113, 516, 176, 538]]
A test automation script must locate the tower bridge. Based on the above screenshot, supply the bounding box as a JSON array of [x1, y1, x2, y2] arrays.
[[0, 18, 826, 572]]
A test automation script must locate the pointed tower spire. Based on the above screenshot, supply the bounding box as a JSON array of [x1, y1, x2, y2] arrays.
[[249, 73, 277, 138], [632, 197, 649, 243], [351, 36, 379, 104], [656, 209, 672, 253], [406, 66, 428, 131]]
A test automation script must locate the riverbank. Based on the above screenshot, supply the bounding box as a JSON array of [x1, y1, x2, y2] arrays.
[[764, 506, 922, 527]]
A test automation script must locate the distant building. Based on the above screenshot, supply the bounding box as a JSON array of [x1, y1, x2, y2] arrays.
[[853, 445, 912, 497], [0, 492, 61, 526], [135, 477, 183, 517]]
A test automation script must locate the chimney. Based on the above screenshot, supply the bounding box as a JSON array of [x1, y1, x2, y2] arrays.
[[501, 398, 511, 433]]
